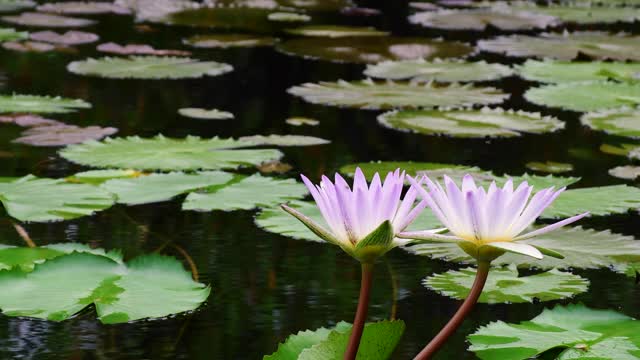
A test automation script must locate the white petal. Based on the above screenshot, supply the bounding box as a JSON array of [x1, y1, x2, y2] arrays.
[[397, 230, 462, 242], [513, 212, 589, 241], [486, 242, 543, 259]]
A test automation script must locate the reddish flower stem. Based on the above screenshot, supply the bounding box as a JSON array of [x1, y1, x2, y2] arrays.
[[344, 262, 374, 360]]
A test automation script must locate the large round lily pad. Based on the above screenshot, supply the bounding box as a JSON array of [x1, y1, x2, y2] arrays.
[[59, 135, 284, 171], [409, 8, 558, 30], [478, 31, 640, 61], [364, 59, 513, 82], [378, 107, 563, 138], [288, 79, 508, 110], [525, 81, 640, 112], [67, 56, 233, 79], [0, 94, 90, 114], [276, 37, 473, 64], [517, 60, 640, 83], [581, 107, 640, 138], [2, 12, 96, 27]]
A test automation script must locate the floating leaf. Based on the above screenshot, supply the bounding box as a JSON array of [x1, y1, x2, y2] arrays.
[[0, 175, 114, 222], [2, 12, 96, 27], [264, 322, 350, 360], [0, 0, 35, 12], [288, 80, 508, 110], [30, 30, 98, 45], [297, 320, 405, 360], [277, 37, 473, 64], [2, 41, 55, 52], [0, 94, 90, 114], [0, 114, 61, 127], [178, 107, 234, 120], [468, 304, 640, 360], [425, 266, 588, 303], [284, 25, 388, 38], [36, 1, 131, 15], [525, 161, 573, 174], [13, 124, 118, 146], [0, 27, 27, 41], [183, 174, 308, 211], [609, 165, 640, 180], [601, 143, 636, 157], [257, 160, 293, 174], [409, 9, 558, 30], [101, 171, 233, 205], [120, 0, 202, 22], [0, 251, 209, 323], [478, 31, 640, 61], [581, 107, 640, 138], [69, 169, 140, 185], [364, 59, 513, 82], [96, 42, 190, 56], [525, 81, 640, 112], [407, 226, 640, 273], [508, 3, 640, 24], [543, 185, 640, 218], [59, 135, 284, 171], [237, 134, 330, 146], [67, 56, 232, 79], [517, 60, 640, 83], [378, 108, 562, 138], [182, 34, 277, 48], [285, 117, 319, 126], [255, 200, 443, 243], [267, 12, 310, 22]]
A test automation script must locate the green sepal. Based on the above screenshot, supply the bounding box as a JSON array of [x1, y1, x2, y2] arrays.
[[353, 220, 394, 263], [458, 241, 505, 263], [280, 204, 340, 246], [532, 245, 565, 259]]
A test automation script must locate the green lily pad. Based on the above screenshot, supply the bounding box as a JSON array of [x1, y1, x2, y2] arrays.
[[0, 94, 90, 114], [364, 59, 514, 82], [525, 161, 573, 174], [0, 243, 122, 272], [101, 171, 233, 205], [407, 226, 640, 273], [68, 169, 140, 185], [67, 56, 233, 80], [0, 175, 115, 222], [59, 135, 284, 171], [507, 3, 640, 24], [265, 322, 351, 360], [525, 81, 640, 112], [0, 251, 209, 323], [267, 12, 310, 22], [0, 27, 27, 41], [425, 266, 588, 303], [0, 0, 35, 12], [609, 165, 640, 180], [581, 108, 640, 138], [517, 60, 640, 83], [178, 108, 234, 120], [288, 80, 508, 110], [284, 25, 388, 38], [468, 304, 640, 360], [255, 200, 443, 243], [285, 117, 319, 126], [600, 143, 637, 157], [13, 124, 118, 147], [478, 31, 640, 61], [378, 108, 562, 138], [543, 185, 640, 218], [183, 174, 308, 211], [276, 37, 473, 64], [182, 34, 277, 48], [237, 134, 329, 146], [409, 9, 558, 30], [2, 11, 96, 27]]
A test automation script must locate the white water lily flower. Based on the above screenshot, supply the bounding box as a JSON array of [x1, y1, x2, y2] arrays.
[[399, 174, 589, 262], [281, 168, 430, 263]]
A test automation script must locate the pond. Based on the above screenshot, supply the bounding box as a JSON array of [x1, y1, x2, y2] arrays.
[[0, 0, 639, 359]]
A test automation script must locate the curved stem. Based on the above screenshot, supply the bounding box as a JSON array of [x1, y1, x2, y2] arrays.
[[344, 262, 374, 360], [413, 261, 491, 360]]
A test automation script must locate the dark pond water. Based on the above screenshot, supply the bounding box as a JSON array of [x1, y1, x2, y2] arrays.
[[0, 1, 639, 359]]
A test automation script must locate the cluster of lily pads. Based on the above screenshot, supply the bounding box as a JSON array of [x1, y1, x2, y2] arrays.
[[0, 0, 638, 358]]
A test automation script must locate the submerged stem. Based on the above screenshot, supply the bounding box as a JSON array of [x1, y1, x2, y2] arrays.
[[413, 261, 491, 360], [344, 262, 374, 360]]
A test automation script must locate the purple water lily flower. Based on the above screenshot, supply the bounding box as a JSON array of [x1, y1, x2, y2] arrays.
[[281, 168, 430, 263], [400, 174, 589, 262]]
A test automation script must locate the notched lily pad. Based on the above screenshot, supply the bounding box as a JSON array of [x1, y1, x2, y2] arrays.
[[237, 134, 329, 146], [425, 266, 588, 303], [30, 30, 98, 45], [517, 60, 640, 83], [478, 31, 640, 61], [182, 34, 277, 48], [178, 107, 234, 120], [581, 107, 640, 138], [284, 25, 389, 38], [2, 12, 96, 27], [67, 56, 232, 79], [36, 2, 131, 15], [525, 81, 640, 112], [13, 124, 117, 147], [277, 37, 473, 64], [378, 107, 562, 138], [97, 42, 190, 56], [364, 59, 514, 82], [288, 79, 508, 110], [468, 304, 640, 360], [543, 185, 640, 218], [0, 94, 90, 114], [409, 8, 558, 30], [525, 161, 573, 173]]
